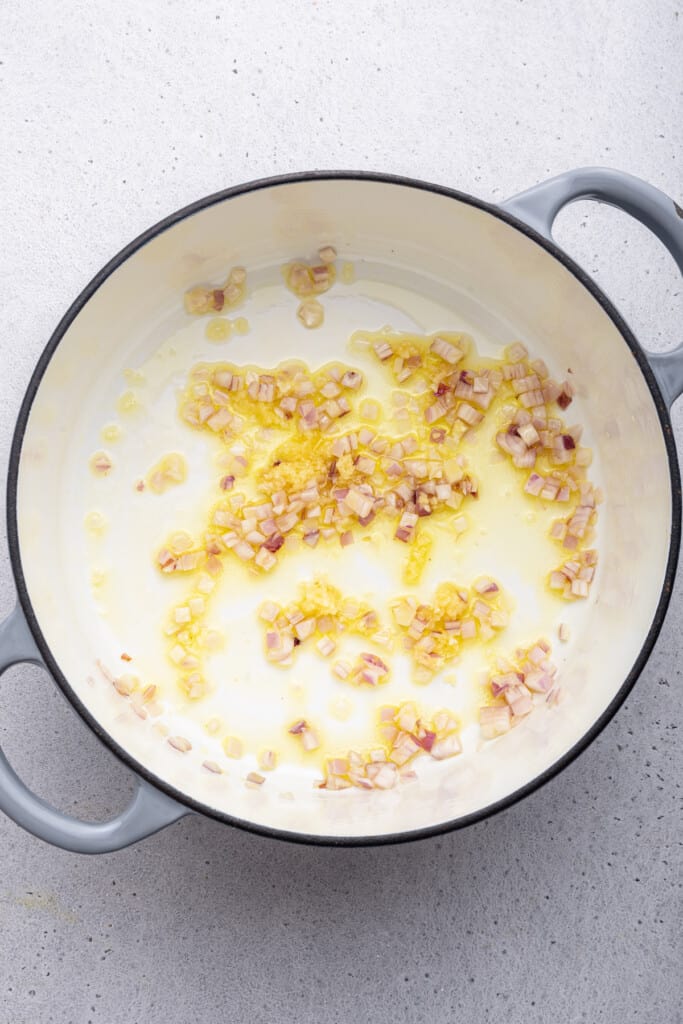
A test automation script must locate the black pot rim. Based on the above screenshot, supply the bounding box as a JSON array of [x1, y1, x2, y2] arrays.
[[6, 170, 681, 848]]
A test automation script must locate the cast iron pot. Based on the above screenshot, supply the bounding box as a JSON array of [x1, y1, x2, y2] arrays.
[[1, 167, 681, 852]]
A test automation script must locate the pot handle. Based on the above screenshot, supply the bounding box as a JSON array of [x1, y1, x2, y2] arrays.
[[501, 167, 683, 407], [0, 604, 188, 853]]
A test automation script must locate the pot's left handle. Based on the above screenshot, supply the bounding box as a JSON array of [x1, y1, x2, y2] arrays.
[[0, 604, 188, 853]]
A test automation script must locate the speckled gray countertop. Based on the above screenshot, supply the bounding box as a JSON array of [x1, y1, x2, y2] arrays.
[[0, 2, 681, 1022]]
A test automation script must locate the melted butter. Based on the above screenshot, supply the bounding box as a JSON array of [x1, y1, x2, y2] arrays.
[[157, 441, 569, 773], [85, 511, 108, 535], [117, 390, 141, 414], [86, 317, 599, 781], [232, 317, 249, 335], [205, 317, 232, 342], [101, 423, 122, 443], [91, 568, 107, 589], [124, 368, 146, 386]]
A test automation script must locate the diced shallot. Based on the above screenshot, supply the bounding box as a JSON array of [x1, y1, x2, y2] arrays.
[[259, 749, 277, 771], [266, 632, 295, 662], [374, 341, 393, 361], [557, 380, 575, 409], [297, 299, 324, 329], [456, 402, 484, 427], [504, 684, 533, 717], [224, 736, 243, 758], [429, 733, 462, 760], [168, 735, 192, 753], [430, 336, 463, 365], [474, 577, 499, 595], [316, 636, 336, 658], [479, 705, 512, 739], [506, 341, 528, 362]]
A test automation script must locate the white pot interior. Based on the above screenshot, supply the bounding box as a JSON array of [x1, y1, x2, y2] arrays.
[[15, 178, 673, 839]]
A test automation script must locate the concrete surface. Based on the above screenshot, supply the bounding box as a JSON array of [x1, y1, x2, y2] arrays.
[[0, 1, 681, 1022]]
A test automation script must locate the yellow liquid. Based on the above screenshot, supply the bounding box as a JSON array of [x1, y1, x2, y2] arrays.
[[87, 317, 597, 788], [146, 331, 588, 771]]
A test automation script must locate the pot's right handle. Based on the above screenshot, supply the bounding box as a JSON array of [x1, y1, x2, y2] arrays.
[[501, 167, 683, 407], [0, 604, 189, 853]]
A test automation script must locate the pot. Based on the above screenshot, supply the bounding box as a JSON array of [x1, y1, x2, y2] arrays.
[[1, 167, 681, 852]]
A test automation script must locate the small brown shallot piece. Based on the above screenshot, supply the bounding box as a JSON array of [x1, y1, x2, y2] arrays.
[[258, 749, 278, 771], [259, 600, 280, 623], [344, 487, 374, 519], [297, 299, 324, 329], [395, 510, 418, 543], [113, 673, 136, 697], [524, 472, 544, 497], [316, 636, 336, 658], [353, 652, 390, 687], [557, 380, 575, 410], [456, 402, 483, 427], [506, 341, 528, 363], [233, 540, 255, 561], [341, 369, 362, 389], [265, 632, 295, 663], [255, 548, 277, 571], [318, 245, 337, 263], [287, 262, 314, 295], [374, 341, 394, 361], [479, 705, 512, 739], [365, 762, 399, 789], [294, 618, 316, 641], [429, 732, 463, 760], [311, 265, 331, 287], [184, 287, 213, 315], [289, 719, 320, 752], [90, 451, 113, 476], [474, 577, 499, 596], [168, 736, 192, 753], [503, 684, 533, 717], [518, 422, 540, 447], [223, 736, 244, 759], [430, 336, 464, 365], [223, 266, 247, 306]]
